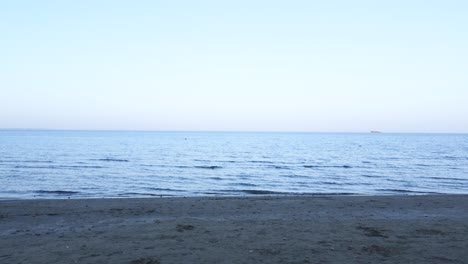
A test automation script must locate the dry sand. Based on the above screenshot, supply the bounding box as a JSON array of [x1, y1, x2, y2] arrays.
[[1, 195, 467, 264]]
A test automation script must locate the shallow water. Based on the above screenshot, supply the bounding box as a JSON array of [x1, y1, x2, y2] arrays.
[[0, 130, 467, 198]]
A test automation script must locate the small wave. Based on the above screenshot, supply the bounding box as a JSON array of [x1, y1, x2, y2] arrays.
[[35, 190, 80, 195], [203, 192, 225, 195], [15, 165, 103, 169], [375, 189, 439, 194], [442, 155, 468, 160], [118, 192, 173, 197], [173, 165, 191, 169], [145, 187, 183, 192], [95, 158, 129, 162], [140, 164, 157, 167], [194, 165, 223, 169], [361, 174, 382, 178], [415, 164, 432, 167], [304, 165, 352, 169], [283, 174, 309, 179], [213, 189, 285, 195], [143, 164, 192, 169], [15, 165, 54, 169], [425, 176, 467, 181], [240, 189, 287, 195], [231, 183, 258, 187], [197, 160, 237, 163], [22, 160, 54, 163], [218, 189, 358, 196], [269, 165, 290, 170], [250, 160, 275, 164], [317, 181, 343, 186], [310, 192, 358, 196], [0, 160, 54, 163], [64, 165, 103, 169]]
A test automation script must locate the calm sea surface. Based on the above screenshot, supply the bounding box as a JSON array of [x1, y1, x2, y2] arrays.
[[0, 130, 467, 199]]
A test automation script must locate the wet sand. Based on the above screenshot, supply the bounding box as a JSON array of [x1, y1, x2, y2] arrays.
[[1, 195, 467, 264]]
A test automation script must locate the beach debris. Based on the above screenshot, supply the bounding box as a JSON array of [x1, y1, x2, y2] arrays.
[[129, 257, 160, 264], [254, 248, 281, 255], [415, 228, 445, 235], [356, 225, 388, 238], [176, 224, 195, 232], [361, 244, 392, 257]]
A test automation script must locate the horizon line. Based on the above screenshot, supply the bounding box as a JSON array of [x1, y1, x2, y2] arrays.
[[0, 128, 466, 134]]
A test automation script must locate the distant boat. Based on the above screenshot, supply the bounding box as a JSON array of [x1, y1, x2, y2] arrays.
[[370, 131, 382, 133]]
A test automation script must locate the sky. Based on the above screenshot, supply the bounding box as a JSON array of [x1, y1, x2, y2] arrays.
[[1, 0, 467, 133]]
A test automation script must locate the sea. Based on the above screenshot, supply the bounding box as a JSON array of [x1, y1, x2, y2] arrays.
[[0, 130, 467, 199]]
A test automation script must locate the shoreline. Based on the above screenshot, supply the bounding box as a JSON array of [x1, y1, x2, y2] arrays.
[[0, 190, 459, 201], [1, 194, 467, 263]]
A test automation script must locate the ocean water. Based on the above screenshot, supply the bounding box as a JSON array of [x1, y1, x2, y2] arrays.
[[0, 130, 467, 199]]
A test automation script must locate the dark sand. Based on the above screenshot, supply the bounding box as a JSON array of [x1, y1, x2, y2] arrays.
[[1, 195, 467, 264]]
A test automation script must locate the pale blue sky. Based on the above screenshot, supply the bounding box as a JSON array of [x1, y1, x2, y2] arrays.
[[1, 0, 467, 132]]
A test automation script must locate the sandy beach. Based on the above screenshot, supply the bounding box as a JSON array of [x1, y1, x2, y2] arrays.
[[1, 195, 467, 264]]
